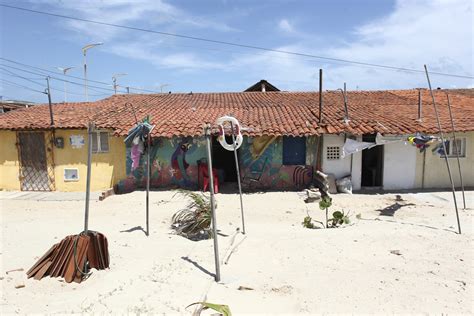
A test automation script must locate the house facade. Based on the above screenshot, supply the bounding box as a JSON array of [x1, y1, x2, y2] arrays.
[[0, 89, 472, 193]]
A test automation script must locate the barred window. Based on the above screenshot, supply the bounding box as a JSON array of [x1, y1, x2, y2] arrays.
[[92, 131, 109, 153], [444, 138, 466, 158]]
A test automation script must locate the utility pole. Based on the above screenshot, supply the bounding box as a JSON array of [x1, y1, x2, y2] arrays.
[[159, 83, 170, 93], [112, 73, 127, 95], [82, 43, 103, 101], [45, 76, 54, 126], [57, 67, 74, 102], [318, 69, 323, 123]]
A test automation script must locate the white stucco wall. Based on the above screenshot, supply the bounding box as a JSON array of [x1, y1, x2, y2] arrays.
[[383, 141, 417, 190], [322, 135, 351, 179], [321, 134, 363, 190]]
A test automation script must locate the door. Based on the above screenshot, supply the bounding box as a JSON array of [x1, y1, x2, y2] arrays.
[[361, 134, 383, 187], [212, 135, 238, 182], [17, 132, 55, 191]]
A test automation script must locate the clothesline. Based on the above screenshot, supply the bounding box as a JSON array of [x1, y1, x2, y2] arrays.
[[341, 133, 444, 158]]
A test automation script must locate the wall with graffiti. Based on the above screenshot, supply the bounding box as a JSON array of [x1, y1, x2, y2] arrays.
[[115, 136, 207, 193], [115, 134, 319, 193], [238, 135, 318, 190]]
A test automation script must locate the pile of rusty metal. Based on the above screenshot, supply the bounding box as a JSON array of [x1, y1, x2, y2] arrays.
[[27, 231, 109, 283]]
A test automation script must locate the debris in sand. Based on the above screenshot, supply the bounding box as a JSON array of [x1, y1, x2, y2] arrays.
[[390, 250, 402, 256], [6, 268, 24, 274], [238, 286, 254, 291], [304, 188, 321, 203], [27, 231, 109, 283], [15, 284, 25, 289]]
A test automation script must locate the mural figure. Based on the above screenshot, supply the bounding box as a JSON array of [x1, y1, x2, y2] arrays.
[[293, 165, 314, 188], [171, 137, 194, 186]]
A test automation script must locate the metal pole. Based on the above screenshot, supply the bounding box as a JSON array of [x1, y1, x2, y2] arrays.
[[84, 122, 94, 233], [83, 52, 88, 101], [230, 121, 246, 234], [446, 93, 466, 209], [113, 77, 117, 95], [146, 130, 151, 236], [417, 89, 422, 121], [204, 124, 221, 282], [145, 124, 155, 236], [318, 69, 323, 123], [63, 77, 67, 103], [45, 77, 54, 126], [424, 65, 461, 234]]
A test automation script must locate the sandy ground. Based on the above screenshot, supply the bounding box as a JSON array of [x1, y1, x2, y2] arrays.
[[0, 189, 473, 314]]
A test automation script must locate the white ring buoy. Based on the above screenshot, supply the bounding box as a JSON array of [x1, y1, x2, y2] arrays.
[[216, 116, 243, 151]]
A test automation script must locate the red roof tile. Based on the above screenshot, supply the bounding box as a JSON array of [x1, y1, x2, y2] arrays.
[[0, 89, 472, 137]]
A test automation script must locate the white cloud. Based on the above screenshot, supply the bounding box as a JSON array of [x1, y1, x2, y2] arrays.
[[107, 40, 226, 71], [29, 0, 238, 41], [278, 19, 294, 33], [29, 0, 473, 90], [227, 0, 473, 90]]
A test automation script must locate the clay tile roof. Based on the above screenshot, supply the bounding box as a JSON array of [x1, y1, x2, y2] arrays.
[[0, 89, 472, 137]]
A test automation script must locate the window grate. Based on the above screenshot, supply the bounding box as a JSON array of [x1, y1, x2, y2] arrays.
[[92, 131, 109, 153], [326, 146, 340, 160]]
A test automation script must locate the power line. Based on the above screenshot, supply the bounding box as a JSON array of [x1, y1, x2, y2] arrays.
[[1, 3, 473, 80], [0, 57, 160, 93], [0, 78, 46, 94], [0, 68, 110, 97], [0, 63, 118, 93]]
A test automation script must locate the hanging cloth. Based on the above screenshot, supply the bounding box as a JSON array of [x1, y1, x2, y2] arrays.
[[341, 138, 376, 158]]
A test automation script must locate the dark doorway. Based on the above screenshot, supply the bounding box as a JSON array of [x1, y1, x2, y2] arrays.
[[212, 135, 238, 182], [361, 134, 383, 187]]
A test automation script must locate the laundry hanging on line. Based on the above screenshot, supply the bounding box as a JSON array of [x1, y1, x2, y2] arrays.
[[375, 133, 404, 145], [341, 138, 376, 158], [342, 133, 405, 158], [407, 134, 438, 153], [124, 119, 153, 171]]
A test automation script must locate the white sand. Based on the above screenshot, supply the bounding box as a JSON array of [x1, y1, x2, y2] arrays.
[[1, 190, 472, 314]]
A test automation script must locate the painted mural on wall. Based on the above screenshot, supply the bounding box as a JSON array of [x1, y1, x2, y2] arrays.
[[115, 134, 319, 193], [238, 136, 317, 190], [115, 136, 206, 193]]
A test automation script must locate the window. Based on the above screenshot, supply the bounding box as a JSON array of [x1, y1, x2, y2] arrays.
[[444, 138, 466, 158], [92, 131, 109, 153], [282, 136, 306, 165], [64, 168, 79, 181], [326, 146, 341, 160]]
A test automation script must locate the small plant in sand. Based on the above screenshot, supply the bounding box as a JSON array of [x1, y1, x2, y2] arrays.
[[186, 301, 231, 316], [171, 190, 215, 240], [302, 216, 315, 229], [302, 195, 350, 229], [327, 210, 350, 228]]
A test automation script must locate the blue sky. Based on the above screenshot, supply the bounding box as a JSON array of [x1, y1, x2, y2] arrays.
[[0, 0, 473, 103]]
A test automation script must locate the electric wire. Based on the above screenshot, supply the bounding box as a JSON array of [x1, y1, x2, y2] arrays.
[[1, 3, 473, 79], [1, 70, 111, 97], [0, 78, 46, 94], [0, 57, 160, 93], [1, 63, 119, 93]]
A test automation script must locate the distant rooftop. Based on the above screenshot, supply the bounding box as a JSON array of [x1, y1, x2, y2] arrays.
[[244, 80, 280, 92]]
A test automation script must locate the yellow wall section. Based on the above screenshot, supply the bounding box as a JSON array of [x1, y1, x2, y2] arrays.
[[0, 130, 21, 190], [52, 129, 126, 191], [415, 131, 474, 188], [0, 129, 126, 192]]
